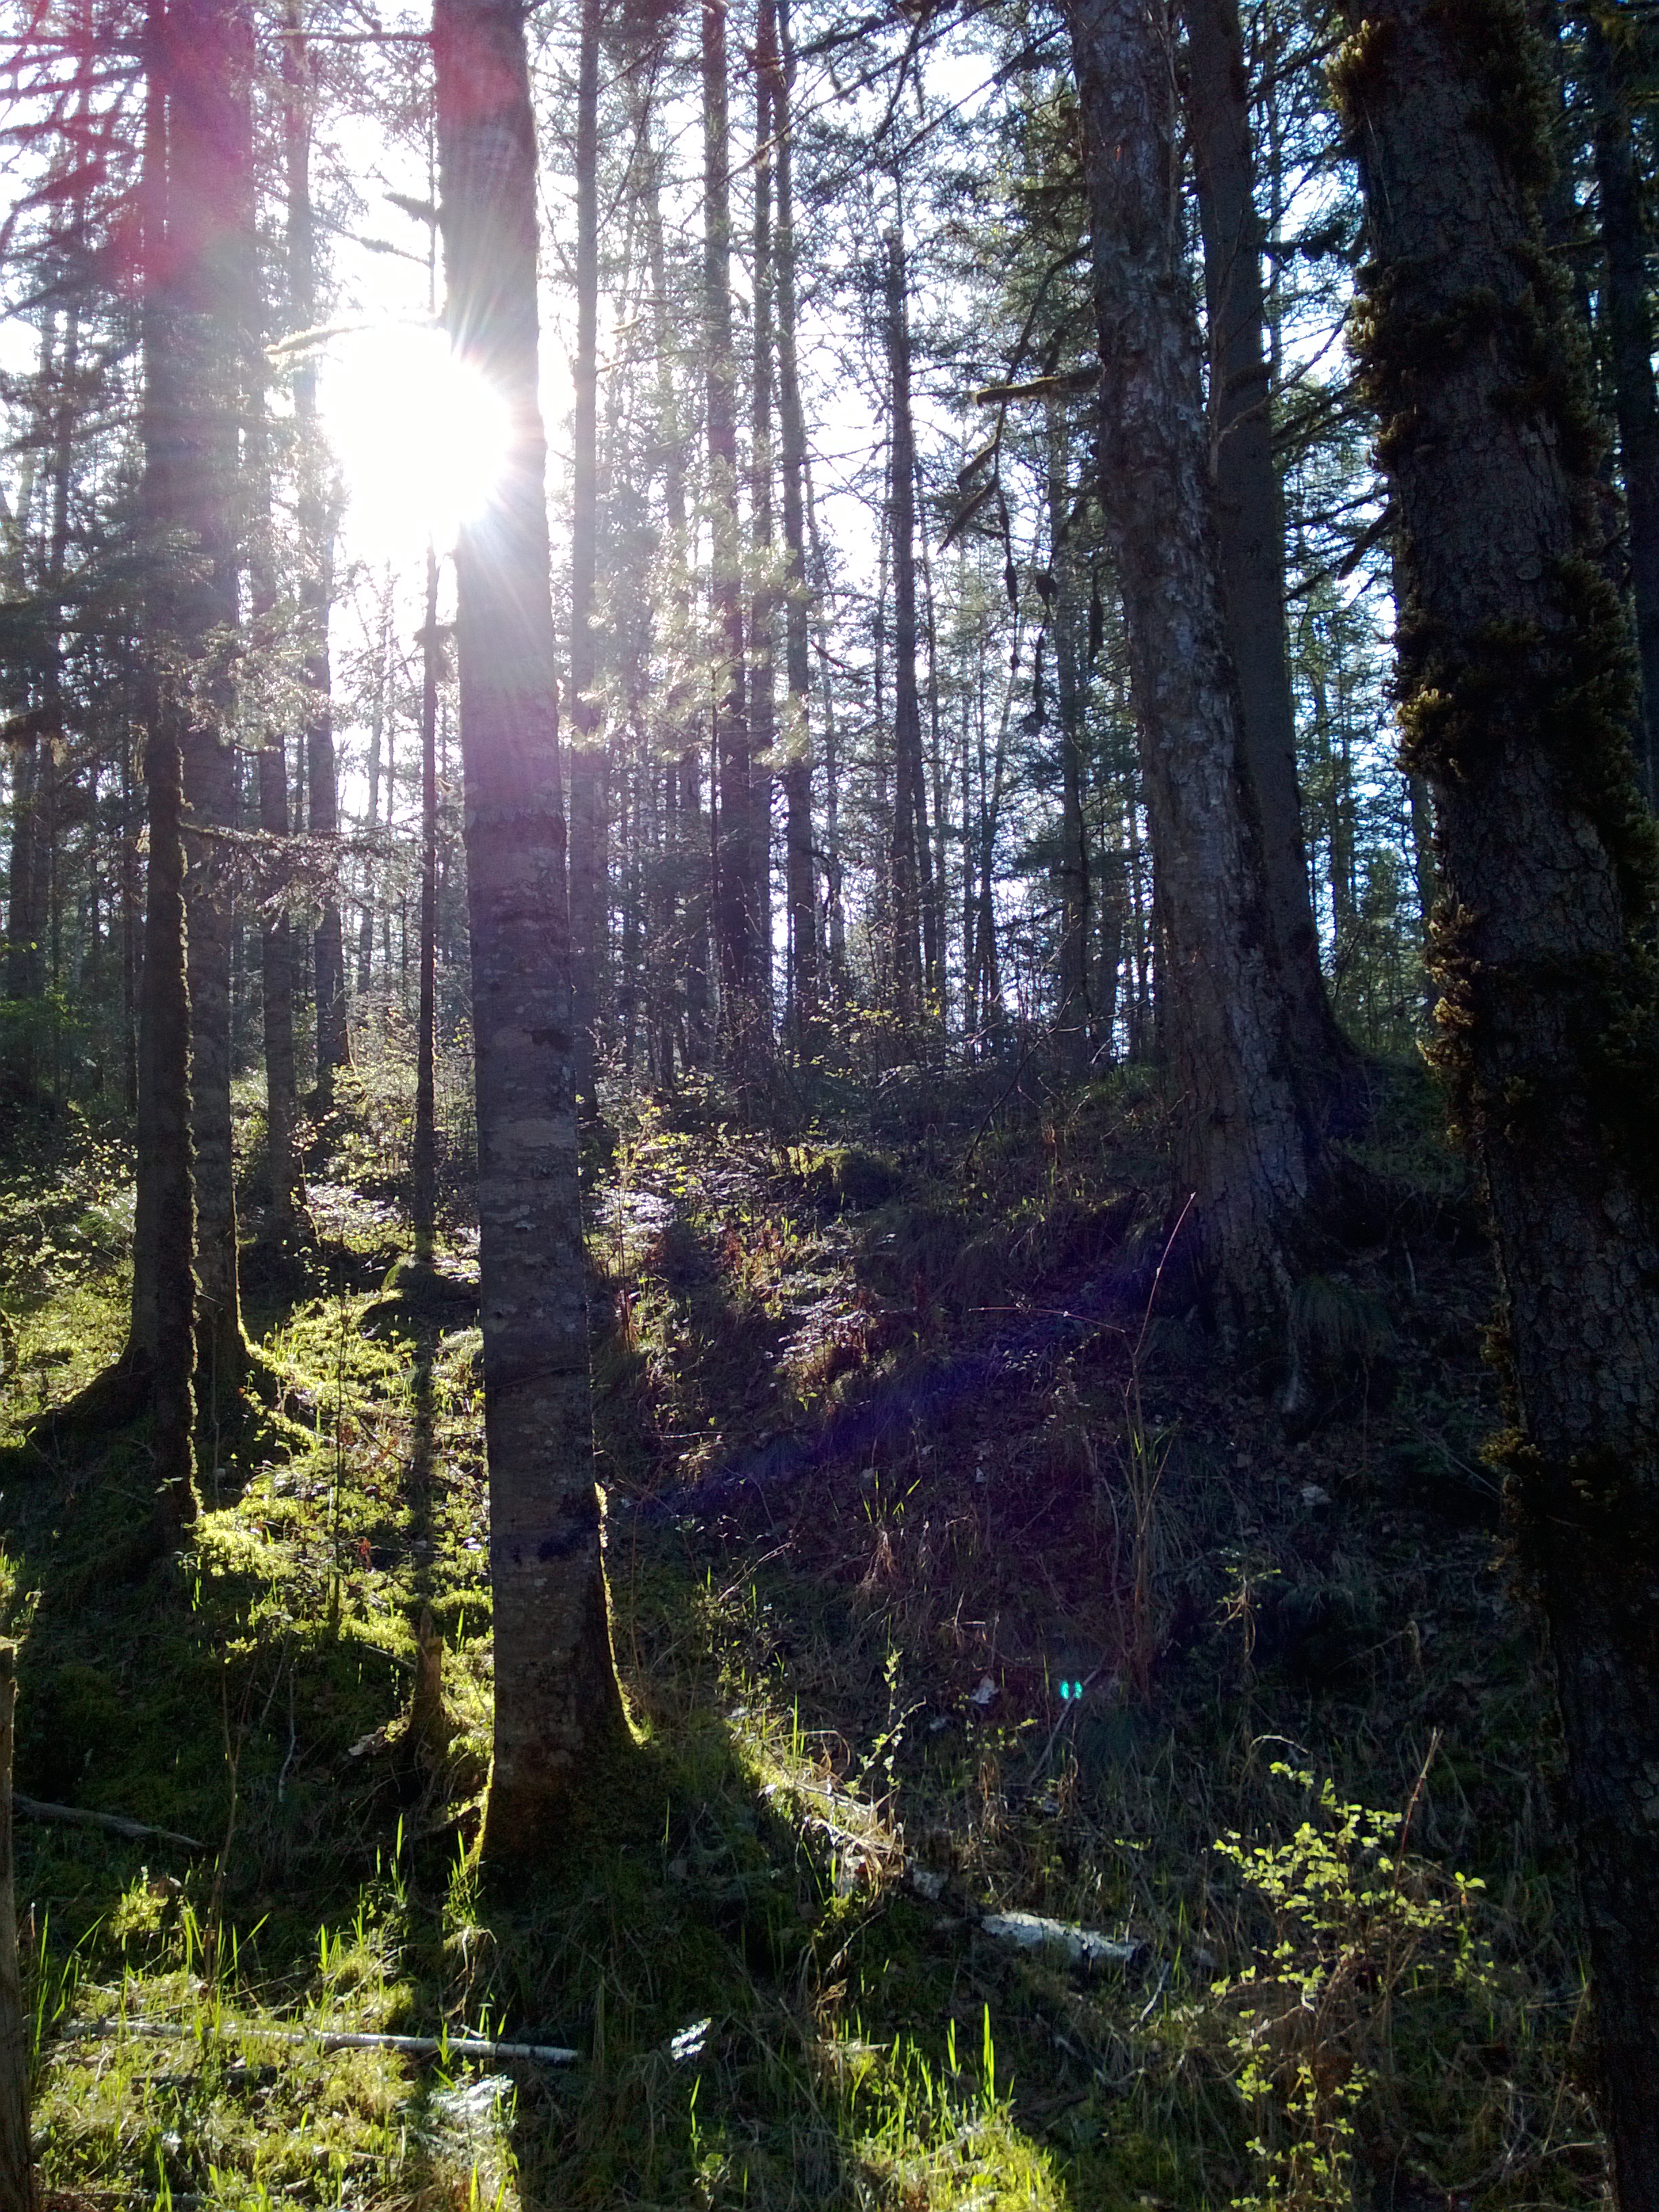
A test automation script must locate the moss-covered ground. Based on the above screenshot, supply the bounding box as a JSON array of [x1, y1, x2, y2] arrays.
[[0, 1049, 1605, 2209]]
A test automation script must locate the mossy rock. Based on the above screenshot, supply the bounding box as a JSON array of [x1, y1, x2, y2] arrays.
[[796, 1145, 902, 1212]]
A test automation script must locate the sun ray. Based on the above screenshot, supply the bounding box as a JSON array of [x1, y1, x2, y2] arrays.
[[319, 321, 512, 556]]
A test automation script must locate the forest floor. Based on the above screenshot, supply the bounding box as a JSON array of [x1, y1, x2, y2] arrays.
[[0, 1044, 1610, 2211]]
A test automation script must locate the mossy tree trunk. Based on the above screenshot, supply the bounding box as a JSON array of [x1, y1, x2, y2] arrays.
[[1063, 0, 1321, 1335], [1334, 5, 1659, 2197], [433, 0, 628, 1864]]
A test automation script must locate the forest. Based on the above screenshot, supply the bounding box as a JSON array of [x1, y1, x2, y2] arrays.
[[1, 0, 1658, 2203]]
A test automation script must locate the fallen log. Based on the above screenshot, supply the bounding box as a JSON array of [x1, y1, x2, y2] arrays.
[[59, 2018, 579, 2066], [12, 1798, 207, 1853]]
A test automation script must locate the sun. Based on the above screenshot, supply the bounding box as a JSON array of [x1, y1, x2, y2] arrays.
[[319, 321, 513, 556]]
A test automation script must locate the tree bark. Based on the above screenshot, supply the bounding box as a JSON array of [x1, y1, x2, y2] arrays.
[[1586, 11, 1659, 805], [1182, 0, 1351, 1103], [1334, 5, 1659, 2197], [411, 545, 439, 1261], [433, 0, 628, 1861], [1046, 401, 1090, 1071], [567, 0, 602, 1115], [127, 0, 197, 1516], [885, 224, 929, 1026], [751, 0, 778, 1030], [285, 7, 348, 1105], [1, 409, 41, 1103], [771, 0, 817, 1048], [701, 0, 758, 1055], [169, 0, 251, 1408], [1064, 0, 1319, 1332]]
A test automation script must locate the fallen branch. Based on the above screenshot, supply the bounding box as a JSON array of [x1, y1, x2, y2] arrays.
[[13, 1796, 207, 1851], [60, 2017, 579, 2066], [977, 1910, 1145, 1971]]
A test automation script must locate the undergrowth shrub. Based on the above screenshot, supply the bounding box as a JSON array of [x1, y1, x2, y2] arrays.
[[1209, 1762, 1490, 2212]]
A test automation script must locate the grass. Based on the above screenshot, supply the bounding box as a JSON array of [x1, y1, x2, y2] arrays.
[[0, 1050, 1608, 2209]]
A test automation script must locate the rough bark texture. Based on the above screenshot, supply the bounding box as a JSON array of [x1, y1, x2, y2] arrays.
[[1587, 13, 1659, 805], [119, 0, 201, 1513], [434, 0, 628, 1864], [566, 0, 602, 1113], [1064, 0, 1318, 1330], [169, 0, 249, 1404], [1334, 6, 1659, 2198], [1182, 0, 1353, 1104]]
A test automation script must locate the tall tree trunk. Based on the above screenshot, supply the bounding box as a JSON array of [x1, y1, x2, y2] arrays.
[[127, 0, 197, 1519], [169, 0, 250, 1408], [2, 414, 41, 1101], [567, 0, 602, 1115], [411, 545, 439, 1261], [434, 0, 628, 1859], [805, 459, 846, 1002], [1063, 0, 1319, 1334], [1334, 6, 1659, 2197], [1046, 401, 1090, 1071], [701, 0, 758, 1055], [356, 587, 390, 998], [772, 0, 816, 1047], [1586, 12, 1659, 805], [1182, 0, 1351, 1102], [885, 224, 928, 1025], [750, 0, 778, 1029], [286, 7, 347, 1105], [247, 274, 302, 1233]]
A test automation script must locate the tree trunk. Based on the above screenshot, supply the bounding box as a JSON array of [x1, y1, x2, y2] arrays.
[[567, 0, 602, 1115], [162, 0, 251, 1416], [772, 0, 816, 1048], [1334, 6, 1659, 2197], [1586, 12, 1659, 805], [1064, 0, 1319, 1334], [1, 414, 41, 1101], [1046, 401, 1090, 1071], [125, 0, 197, 1516], [411, 546, 441, 1260], [701, 0, 758, 1055], [356, 589, 389, 999], [247, 275, 302, 1233], [885, 224, 929, 1026], [286, 7, 348, 1105], [433, 0, 628, 1860], [750, 0, 778, 1031], [1182, 0, 1351, 1102]]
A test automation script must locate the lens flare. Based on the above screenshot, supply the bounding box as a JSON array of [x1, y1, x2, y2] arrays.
[[319, 322, 513, 553]]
